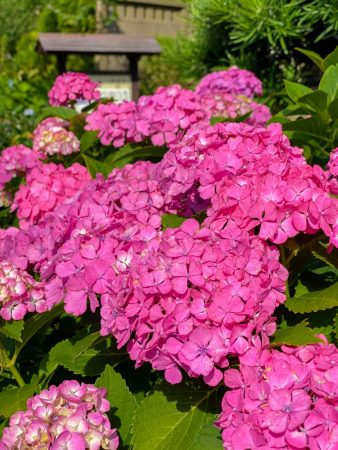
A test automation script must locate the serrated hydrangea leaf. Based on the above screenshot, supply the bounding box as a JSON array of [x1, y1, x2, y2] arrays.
[[188, 415, 223, 450], [36, 106, 78, 123], [0, 319, 24, 342], [284, 80, 312, 102], [96, 364, 137, 445], [272, 322, 322, 346], [132, 382, 218, 450], [0, 383, 36, 417], [82, 154, 113, 178], [161, 214, 187, 230], [285, 282, 338, 313], [47, 333, 126, 376]]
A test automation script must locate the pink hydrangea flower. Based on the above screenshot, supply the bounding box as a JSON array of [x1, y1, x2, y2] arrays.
[[0, 261, 47, 320], [0, 381, 119, 449], [12, 162, 90, 228], [218, 341, 338, 449], [48, 72, 101, 107], [33, 117, 80, 156], [85, 84, 208, 148], [195, 67, 263, 98], [0, 145, 44, 206]]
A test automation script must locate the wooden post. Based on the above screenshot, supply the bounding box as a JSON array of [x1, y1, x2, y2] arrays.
[[57, 53, 67, 74], [128, 54, 140, 100]]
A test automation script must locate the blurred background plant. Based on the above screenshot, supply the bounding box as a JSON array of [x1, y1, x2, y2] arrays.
[[141, 0, 338, 111], [0, 0, 97, 148]]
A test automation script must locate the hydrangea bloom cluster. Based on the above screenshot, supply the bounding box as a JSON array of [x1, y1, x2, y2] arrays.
[[0, 145, 44, 206], [195, 67, 263, 98], [85, 84, 208, 148], [156, 122, 338, 246], [12, 162, 90, 229], [199, 92, 271, 127], [33, 117, 80, 156], [100, 219, 287, 385], [328, 147, 338, 178], [48, 72, 101, 107], [0, 261, 46, 320], [0, 380, 119, 449], [218, 341, 338, 449]]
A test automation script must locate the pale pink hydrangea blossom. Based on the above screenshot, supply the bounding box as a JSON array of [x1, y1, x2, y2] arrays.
[[0, 261, 46, 320], [218, 340, 338, 449], [0, 381, 119, 449], [48, 72, 101, 107], [33, 117, 80, 156]]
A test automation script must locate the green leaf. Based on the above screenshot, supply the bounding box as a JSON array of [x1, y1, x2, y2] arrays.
[[298, 90, 328, 114], [285, 282, 338, 313], [328, 98, 338, 120], [161, 214, 187, 230], [132, 382, 219, 450], [272, 322, 322, 346], [319, 65, 338, 103], [210, 111, 251, 125], [82, 154, 113, 178], [282, 115, 327, 140], [36, 106, 78, 123], [284, 80, 312, 103], [334, 312, 338, 341], [323, 46, 338, 71], [0, 320, 24, 342], [96, 365, 137, 445], [0, 383, 36, 417], [188, 416, 223, 450], [295, 48, 323, 70], [48, 333, 126, 376], [80, 130, 98, 152], [105, 144, 166, 169], [20, 304, 63, 351]]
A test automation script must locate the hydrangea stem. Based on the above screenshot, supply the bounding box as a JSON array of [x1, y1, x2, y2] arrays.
[[0, 341, 25, 387]]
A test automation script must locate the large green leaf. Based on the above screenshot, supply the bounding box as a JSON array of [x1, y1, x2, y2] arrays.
[[319, 64, 338, 102], [82, 154, 113, 178], [132, 382, 220, 450], [284, 80, 312, 103], [285, 282, 338, 313], [105, 144, 166, 168], [282, 115, 327, 140], [295, 48, 324, 70], [0, 320, 24, 342], [298, 90, 328, 114], [80, 130, 98, 152], [48, 333, 126, 376], [161, 214, 187, 230], [189, 416, 223, 450], [272, 322, 322, 346], [328, 98, 338, 120], [20, 304, 63, 351], [36, 106, 78, 123], [0, 383, 37, 417], [96, 365, 137, 445], [322, 46, 338, 71]]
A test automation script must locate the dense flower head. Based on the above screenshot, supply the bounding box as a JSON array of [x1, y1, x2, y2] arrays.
[[0, 380, 119, 449], [199, 92, 271, 127], [217, 341, 338, 449], [12, 162, 91, 229], [195, 67, 263, 98], [33, 117, 80, 156], [0, 145, 44, 205], [328, 147, 338, 178], [85, 84, 208, 148], [157, 122, 338, 247], [100, 219, 288, 385], [48, 72, 101, 107], [0, 261, 46, 320]]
